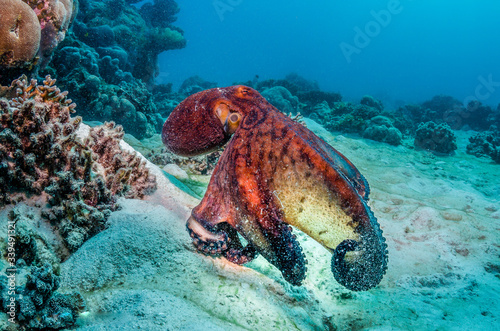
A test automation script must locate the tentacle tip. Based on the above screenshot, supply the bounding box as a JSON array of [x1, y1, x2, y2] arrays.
[[331, 239, 388, 291]]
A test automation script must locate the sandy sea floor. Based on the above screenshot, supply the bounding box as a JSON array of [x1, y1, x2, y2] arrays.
[[4, 119, 499, 330]]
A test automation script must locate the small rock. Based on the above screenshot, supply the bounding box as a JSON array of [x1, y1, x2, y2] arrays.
[[485, 204, 498, 212], [441, 211, 463, 221]]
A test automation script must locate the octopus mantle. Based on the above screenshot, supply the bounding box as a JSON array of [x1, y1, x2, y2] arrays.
[[162, 86, 388, 291]]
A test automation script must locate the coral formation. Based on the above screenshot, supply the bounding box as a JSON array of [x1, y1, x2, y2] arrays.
[[360, 95, 384, 111], [324, 103, 382, 134], [1, 263, 85, 330], [395, 96, 496, 132], [1, 76, 156, 253], [0, 0, 75, 83], [296, 90, 342, 116], [0, 75, 116, 252], [414, 121, 457, 155], [421, 95, 464, 124], [86, 121, 157, 198], [45, 35, 163, 138], [0, 0, 41, 69], [463, 100, 494, 131], [363, 115, 402, 146], [24, 0, 76, 68], [74, 0, 185, 87], [466, 130, 500, 164], [0, 75, 158, 328], [179, 75, 217, 95], [4, 205, 60, 268], [261, 86, 301, 114]]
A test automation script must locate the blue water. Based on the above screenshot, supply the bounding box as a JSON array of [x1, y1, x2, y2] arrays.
[[159, 0, 500, 107]]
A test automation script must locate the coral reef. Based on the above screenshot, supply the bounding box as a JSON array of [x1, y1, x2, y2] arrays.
[[0, 75, 116, 252], [463, 100, 494, 131], [24, 0, 76, 68], [261, 86, 301, 114], [0, 0, 75, 83], [45, 35, 162, 138], [0, 0, 41, 70], [414, 121, 457, 155], [86, 121, 157, 198], [75, 0, 185, 87], [9, 0, 187, 139], [5, 206, 60, 269], [360, 95, 384, 111], [421, 95, 464, 124], [363, 115, 402, 146], [395, 96, 496, 132], [1, 263, 85, 330], [0, 76, 158, 328], [296, 90, 342, 116], [179, 75, 217, 95], [1, 76, 156, 254], [325, 103, 382, 134], [392, 104, 423, 135], [153, 83, 182, 118], [466, 130, 500, 164]]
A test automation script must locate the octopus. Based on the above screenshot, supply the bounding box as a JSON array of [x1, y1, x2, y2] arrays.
[[162, 85, 388, 291]]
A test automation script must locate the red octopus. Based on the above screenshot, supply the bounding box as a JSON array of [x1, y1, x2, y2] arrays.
[[162, 86, 388, 291]]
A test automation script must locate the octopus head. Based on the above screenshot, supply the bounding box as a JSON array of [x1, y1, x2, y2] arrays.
[[162, 85, 260, 156]]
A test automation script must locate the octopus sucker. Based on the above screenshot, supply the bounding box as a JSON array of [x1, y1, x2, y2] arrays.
[[162, 85, 388, 291]]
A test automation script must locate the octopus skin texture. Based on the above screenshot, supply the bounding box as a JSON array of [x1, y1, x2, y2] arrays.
[[162, 86, 388, 291]]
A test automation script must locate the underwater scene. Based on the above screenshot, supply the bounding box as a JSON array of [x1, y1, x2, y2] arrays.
[[0, 0, 499, 330]]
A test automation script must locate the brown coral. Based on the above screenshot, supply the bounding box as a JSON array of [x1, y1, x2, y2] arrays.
[[23, 0, 75, 67], [0, 0, 41, 68], [86, 121, 157, 199], [0, 75, 117, 252], [1, 76, 157, 253]]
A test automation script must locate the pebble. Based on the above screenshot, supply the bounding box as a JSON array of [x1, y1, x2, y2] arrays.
[[441, 211, 463, 221]]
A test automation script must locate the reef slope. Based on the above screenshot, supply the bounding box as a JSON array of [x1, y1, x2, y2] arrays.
[[13, 119, 498, 330]]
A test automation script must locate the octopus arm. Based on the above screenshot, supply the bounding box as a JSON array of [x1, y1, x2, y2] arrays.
[[232, 153, 307, 286], [291, 120, 370, 200]]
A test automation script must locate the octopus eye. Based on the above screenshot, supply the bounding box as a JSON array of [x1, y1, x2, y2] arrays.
[[224, 112, 242, 134]]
